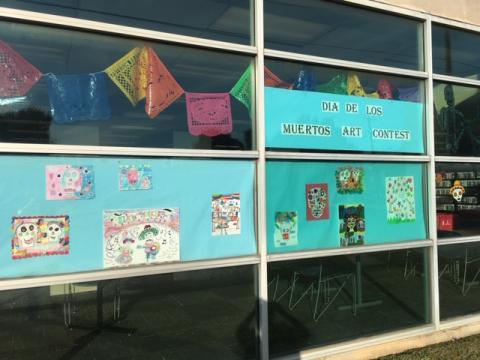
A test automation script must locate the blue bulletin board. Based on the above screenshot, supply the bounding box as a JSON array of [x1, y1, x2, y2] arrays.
[[266, 161, 427, 253], [0, 156, 256, 278], [265, 87, 425, 153]]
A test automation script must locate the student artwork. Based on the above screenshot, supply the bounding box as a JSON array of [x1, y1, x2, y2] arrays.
[[105, 47, 148, 106], [185, 92, 233, 137], [211, 193, 241, 236], [119, 165, 152, 191], [46, 165, 95, 200], [264, 66, 292, 89], [103, 208, 180, 268], [336, 167, 364, 194], [45, 72, 111, 123], [145, 47, 184, 118], [450, 180, 465, 202], [274, 211, 298, 247], [230, 64, 253, 116], [386, 176, 416, 223], [339, 205, 365, 247], [306, 183, 329, 220], [11, 215, 70, 260], [0, 40, 42, 97]]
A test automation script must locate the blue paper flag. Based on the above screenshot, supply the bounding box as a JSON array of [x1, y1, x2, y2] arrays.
[[45, 72, 111, 124]]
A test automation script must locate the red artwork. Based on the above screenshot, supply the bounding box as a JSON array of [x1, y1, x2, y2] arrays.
[[306, 183, 329, 220]]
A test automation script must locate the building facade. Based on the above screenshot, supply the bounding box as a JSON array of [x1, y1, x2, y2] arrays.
[[0, 0, 480, 359]]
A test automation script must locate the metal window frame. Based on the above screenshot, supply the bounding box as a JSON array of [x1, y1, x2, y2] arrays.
[[2, 1, 480, 359]]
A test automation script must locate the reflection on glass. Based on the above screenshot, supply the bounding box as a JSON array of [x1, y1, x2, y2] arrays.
[[436, 163, 480, 238], [264, 59, 425, 154], [268, 249, 430, 356], [0, 0, 252, 45], [0, 266, 258, 359], [434, 82, 480, 156], [433, 24, 480, 78], [0, 20, 254, 150], [439, 243, 480, 319], [264, 0, 423, 70]]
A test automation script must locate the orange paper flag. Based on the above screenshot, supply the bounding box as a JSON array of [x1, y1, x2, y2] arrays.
[[264, 66, 292, 89], [145, 48, 184, 118]]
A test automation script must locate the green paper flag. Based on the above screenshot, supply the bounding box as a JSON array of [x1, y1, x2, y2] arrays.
[[230, 64, 254, 117], [315, 74, 348, 95]]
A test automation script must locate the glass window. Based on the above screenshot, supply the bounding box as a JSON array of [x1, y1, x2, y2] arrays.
[[264, 59, 425, 154], [0, 266, 258, 359], [264, 0, 423, 70], [434, 82, 480, 156], [439, 243, 480, 319], [268, 249, 430, 356], [0, 20, 254, 150], [436, 163, 480, 238], [0, 0, 253, 45], [267, 161, 428, 253], [433, 24, 480, 78], [0, 155, 256, 279]]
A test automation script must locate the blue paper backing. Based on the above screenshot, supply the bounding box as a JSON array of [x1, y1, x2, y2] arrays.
[[0, 156, 256, 278]]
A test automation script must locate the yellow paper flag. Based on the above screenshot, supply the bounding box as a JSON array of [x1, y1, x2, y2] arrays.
[[105, 47, 148, 106]]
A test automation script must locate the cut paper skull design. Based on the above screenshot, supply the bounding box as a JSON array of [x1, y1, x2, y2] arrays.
[[12, 215, 70, 260], [46, 165, 94, 200], [274, 211, 298, 247], [336, 167, 364, 194], [306, 183, 329, 220]]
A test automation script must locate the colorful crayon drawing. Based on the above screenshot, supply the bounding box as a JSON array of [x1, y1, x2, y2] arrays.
[[386, 176, 416, 223], [336, 167, 364, 194], [211, 193, 241, 236], [119, 165, 152, 191], [339, 205, 365, 246], [306, 183, 329, 220], [274, 211, 298, 247], [103, 208, 180, 268], [11, 215, 70, 260], [46, 165, 94, 200]]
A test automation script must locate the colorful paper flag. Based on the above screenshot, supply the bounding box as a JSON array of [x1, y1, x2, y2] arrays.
[[185, 92, 233, 137], [264, 66, 292, 88], [0, 40, 42, 97], [45, 72, 111, 124], [230, 64, 254, 116], [105, 47, 148, 106], [315, 74, 348, 95], [145, 47, 184, 118]]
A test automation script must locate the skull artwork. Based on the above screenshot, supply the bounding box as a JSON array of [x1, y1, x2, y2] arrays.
[[450, 180, 465, 202], [60, 167, 82, 193], [307, 185, 328, 219], [15, 222, 38, 248], [46, 221, 63, 242]]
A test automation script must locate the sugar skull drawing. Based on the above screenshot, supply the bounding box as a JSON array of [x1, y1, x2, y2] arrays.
[[15, 222, 38, 248], [60, 167, 82, 193], [46, 165, 94, 200], [450, 180, 465, 202], [306, 184, 329, 220], [12, 215, 70, 260]]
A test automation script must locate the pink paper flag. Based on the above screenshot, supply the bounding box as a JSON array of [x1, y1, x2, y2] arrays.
[[185, 92, 233, 137], [146, 48, 184, 118], [0, 40, 42, 97]]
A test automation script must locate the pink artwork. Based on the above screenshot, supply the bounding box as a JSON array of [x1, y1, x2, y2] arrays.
[[0, 40, 42, 97], [185, 92, 233, 137], [46, 165, 95, 200]]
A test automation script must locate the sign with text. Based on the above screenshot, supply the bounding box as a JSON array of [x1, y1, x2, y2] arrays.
[[265, 87, 424, 153]]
